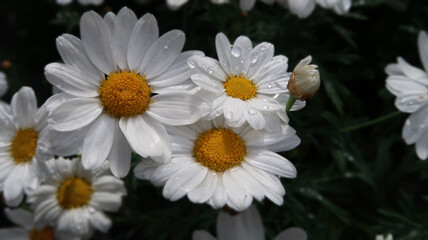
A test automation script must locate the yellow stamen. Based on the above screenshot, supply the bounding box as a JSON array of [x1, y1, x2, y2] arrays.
[[10, 128, 38, 164], [29, 227, 55, 240], [223, 75, 257, 100], [57, 176, 92, 209], [98, 70, 151, 118], [193, 128, 246, 172]]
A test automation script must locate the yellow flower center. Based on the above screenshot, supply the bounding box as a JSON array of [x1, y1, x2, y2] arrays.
[[98, 70, 151, 119], [223, 75, 257, 100], [57, 177, 92, 209], [193, 128, 246, 172], [29, 226, 55, 240], [10, 128, 38, 164]]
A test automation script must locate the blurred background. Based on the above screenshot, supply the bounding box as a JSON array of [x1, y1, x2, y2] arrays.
[[0, 0, 427, 239]]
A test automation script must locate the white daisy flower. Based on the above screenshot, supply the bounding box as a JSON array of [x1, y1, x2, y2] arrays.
[[385, 31, 428, 160], [0, 208, 79, 240], [0, 87, 83, 207], [45, 7, 210, 178], [274, 0, 351, 18], [56, 0, 103, 6], [28, 157, 127, 239], [192, 205, 307, 240], [134, 117, 300, 212], [188, 33, 305, 133], [376, 234, 393, 240]]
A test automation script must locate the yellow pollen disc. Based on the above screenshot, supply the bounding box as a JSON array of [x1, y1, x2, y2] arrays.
[[223, 75, 257, 100], [29, 227, 55, 240], [98, 70, 151, 118], [10, 128, 38, 164], [57, 177, 92, 209], [193, 128, 246, 172]]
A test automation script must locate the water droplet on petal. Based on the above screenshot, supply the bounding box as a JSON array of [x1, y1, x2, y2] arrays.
[[231, 46, 242, 58], [260, 46, 266, 51], [262, 105, 269, 110], [251, 53, 259, 64], [248, 109, 257, 115], [267, 82, 273, 89], [188, 59, 196, 69], [207, 67, 213, 74]]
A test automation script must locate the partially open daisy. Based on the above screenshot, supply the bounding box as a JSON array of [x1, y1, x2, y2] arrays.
[[45, 7, 210, 177], [0, 87, 82, 207], [385, 31, 428, 160], [28, 157, 126, 239], [0, 208, 79, 240], [192, 205, 307, 240], [135, 116, 300, 211], [188, 33, 304, 133]]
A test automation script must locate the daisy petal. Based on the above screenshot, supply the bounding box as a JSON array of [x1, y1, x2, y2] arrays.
[[147, 93, 210, 126], [402, 107, 428, 144], [163, 163, 207, 201], [150, 51, 203, 87], [223, 98, 246, 128], [103, 12, 116, 35], [127, 13, 159, 70], [229, 36, 252, 75], [91, 192, 122, 212], [246, 150, 296, 178], [48, 98, 102, 131], [386, 75, 428, 97], [189, 55, 227, 82], [192, 230, 217, 240], [419, 31, 428, 72], [4, 208, 33, 229], [56, 34, 104, 83], [82, 114, 115, 170], [89, 211, 112, 233], [397, 57, 428, 80], [216, 33, 233, 73], [11, 87, 37, 128], [240, 0, 256, 11], [416, 130, 428, 160], [92, 175, 127, 195], [112, 7, 137, 70], [4, 164, 28, 207], [140, 30, 185, 79], [188, 172, 218, 203], [0, 228, 28, 239], [274, 227, 308, 240], [222, 171, 252, 211], [80, 11, 115, 74], [253, 55, 288, 83], [394, 94, 428, 113], [247, 42, 274, 79], [108, 123, 132, 178], [44, 63, 99, 97], [191, 74, 224, 93], [119, 115, 165, 157]]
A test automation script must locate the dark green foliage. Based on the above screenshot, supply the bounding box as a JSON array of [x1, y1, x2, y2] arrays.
[[0, 0, 428, 239]]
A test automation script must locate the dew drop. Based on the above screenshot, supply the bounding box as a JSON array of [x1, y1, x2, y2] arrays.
[[250, 53, 259, 64], [188, 59, 196, 69], [164, 44, 169, 50], [248, 109, 257, 115], [267, 82, 273, 89], [260, 46, 266, 51], [262, 105, 269, 110], [207, 67, 213, 74], [231, 46, 242, 57]]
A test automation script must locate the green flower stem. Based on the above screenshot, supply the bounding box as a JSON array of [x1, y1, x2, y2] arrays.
[[286, 95, 297, 113], [339, 111, 402, 133]]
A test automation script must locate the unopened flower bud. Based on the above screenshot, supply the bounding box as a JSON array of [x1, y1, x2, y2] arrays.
[[288, 56, 320, 100]]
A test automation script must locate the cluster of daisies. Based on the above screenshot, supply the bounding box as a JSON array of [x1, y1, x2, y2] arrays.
[[0, 6, 321, 239], [57, 0, 352, 18]]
